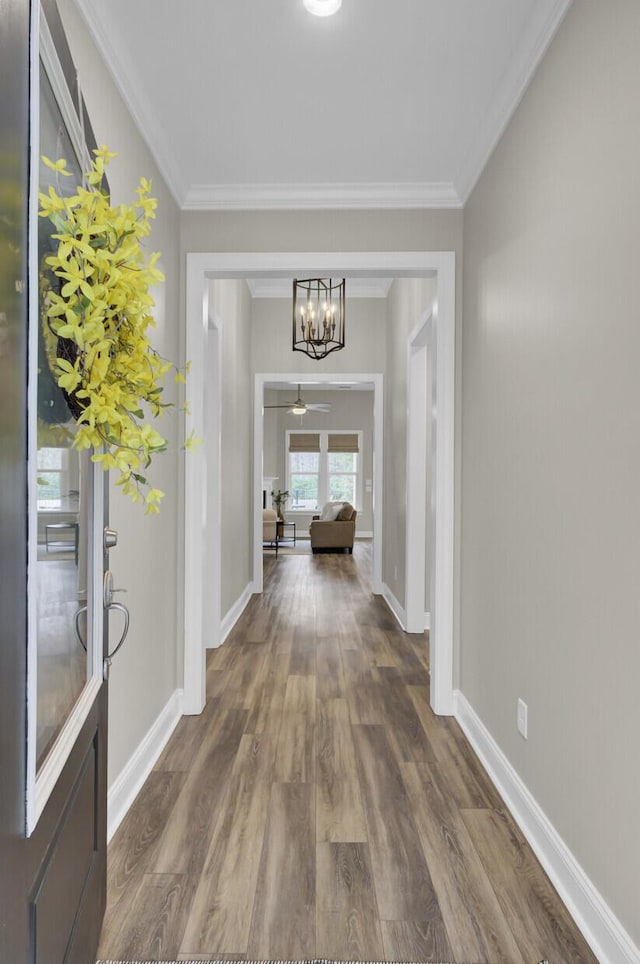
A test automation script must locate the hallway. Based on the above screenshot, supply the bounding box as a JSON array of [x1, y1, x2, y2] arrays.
[[98, 546, 596, 963]]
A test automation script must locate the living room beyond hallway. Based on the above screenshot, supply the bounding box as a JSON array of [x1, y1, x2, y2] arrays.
[[97, 544, 596, 962]]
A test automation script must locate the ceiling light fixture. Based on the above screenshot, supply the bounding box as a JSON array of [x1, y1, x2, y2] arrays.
[[303, 0, 342, 16], [293, 278, 346, 361]]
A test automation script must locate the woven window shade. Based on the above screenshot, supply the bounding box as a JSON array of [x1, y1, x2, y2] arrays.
[[289, 433, 320, 453], [328, 433, 359, 453]]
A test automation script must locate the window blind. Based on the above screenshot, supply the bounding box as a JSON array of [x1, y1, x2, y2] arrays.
[[289, 433, 321, 453], [328, 433, 359, 453]]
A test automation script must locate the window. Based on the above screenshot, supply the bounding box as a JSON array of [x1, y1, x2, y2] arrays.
[[328, 451, 357, 504], [37, 447, 68, 508], [290, 451, 320, 510], [287, 430, 362, 511]]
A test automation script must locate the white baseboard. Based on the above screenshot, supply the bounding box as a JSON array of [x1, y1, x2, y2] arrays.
[[356, 530, 373, 539], [107, 688, 183, 842], [424, 611, 431, 631], [381, 582, 407, 630], [454, 690, 640, 964], [220, 581, 253, 645]]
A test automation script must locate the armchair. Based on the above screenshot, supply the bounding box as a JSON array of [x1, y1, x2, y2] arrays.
[[309, 502, 357, 553], [263, 508, 278, 556]]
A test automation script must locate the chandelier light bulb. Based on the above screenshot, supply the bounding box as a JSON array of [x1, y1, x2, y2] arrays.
[[303, 0, 342, 17]]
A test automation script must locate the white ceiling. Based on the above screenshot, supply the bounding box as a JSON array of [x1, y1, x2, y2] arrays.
[[74, 0, 570, 210]]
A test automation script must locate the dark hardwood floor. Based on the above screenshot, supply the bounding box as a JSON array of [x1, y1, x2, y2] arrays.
[[97, 543, 597, 962]]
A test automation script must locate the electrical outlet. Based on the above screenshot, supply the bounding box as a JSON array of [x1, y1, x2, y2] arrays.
[[517, 698, 528, 739]]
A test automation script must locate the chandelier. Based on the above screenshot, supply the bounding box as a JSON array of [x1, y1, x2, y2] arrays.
[[292, 278, 346, 361]]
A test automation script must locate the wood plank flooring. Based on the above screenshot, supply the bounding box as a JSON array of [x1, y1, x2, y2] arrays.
[[98, 543, 597, 963]]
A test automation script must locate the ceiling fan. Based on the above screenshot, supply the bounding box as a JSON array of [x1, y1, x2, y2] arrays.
[[264, 384, 330, 416]]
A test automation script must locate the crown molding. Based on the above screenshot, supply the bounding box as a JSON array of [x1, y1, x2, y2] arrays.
[[246, 278, 393, 299], [182, 181, 462, 211], [454, 0, 572, 203], [73, 0, 188, 206]]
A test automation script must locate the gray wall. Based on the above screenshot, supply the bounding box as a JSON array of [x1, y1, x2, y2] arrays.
[[57, 0, 182, 786], [262, 389, 279, 480], [250, 296, 386, 376], [210, 280, 253, 619], [384, 278, 436, 611], [461, 0, 640, 945]]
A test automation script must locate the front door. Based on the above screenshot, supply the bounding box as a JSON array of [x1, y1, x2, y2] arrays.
[[0, 2, 116, 960]]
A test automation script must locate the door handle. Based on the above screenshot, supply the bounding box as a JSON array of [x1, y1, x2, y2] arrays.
[[103, 570, 131, 679], [74, 605, 88, 651]]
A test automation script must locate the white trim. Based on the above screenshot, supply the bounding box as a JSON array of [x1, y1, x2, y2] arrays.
[[381, 582, 407, 632], [26, 0, 41, 837], [405, 312, 431, 633], [39, 13, 91, 172], [185, 252, 454, 720], [454, 691, 640, 964], [33, 675, 101, 829], [455, 0, 572, 202], [107, 689, 184, 842], [183, 181, 462, 212], [356, 531, 373, 539], [27, 3, 105, 835], [186, 250, 444, 279], [219, 583, 254, 648], [202, 313, 222, 653], [247, 278, 393, 300], [371, 375, 384, 597], [254, 377, 265, 594], [429, 262, 456, 715], [183, 263, 209, 715], [424, 612, 431, 631]]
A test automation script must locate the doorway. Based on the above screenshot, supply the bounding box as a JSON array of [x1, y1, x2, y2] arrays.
[[184, 252, 455, 717], [253, 372, 384, 594]]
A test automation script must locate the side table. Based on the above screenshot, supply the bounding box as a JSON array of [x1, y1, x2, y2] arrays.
[[277, 520, 296, 545]]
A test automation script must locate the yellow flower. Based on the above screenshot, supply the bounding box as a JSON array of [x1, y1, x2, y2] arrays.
[[42, 156, 73, 176], [39, 147, 193, 512], [184, 430, 203, 453]]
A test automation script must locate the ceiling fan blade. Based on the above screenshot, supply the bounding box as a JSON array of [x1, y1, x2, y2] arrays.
[[264, 404, 299, 409], [306, 404, 331, 412]]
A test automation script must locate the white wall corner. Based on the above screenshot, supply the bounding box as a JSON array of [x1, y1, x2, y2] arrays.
[[220, 582, 254, 647], [424, 611, 431, 631], [107, 689, 184, 843], [381, 582, 407, 632], [453, 690, 640, 964]]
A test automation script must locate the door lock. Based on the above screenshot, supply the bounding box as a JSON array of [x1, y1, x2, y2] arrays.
[[104, 527, 118, 552]]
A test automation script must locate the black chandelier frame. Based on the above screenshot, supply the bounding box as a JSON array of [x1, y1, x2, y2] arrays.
[[292, 277, 346, 360]]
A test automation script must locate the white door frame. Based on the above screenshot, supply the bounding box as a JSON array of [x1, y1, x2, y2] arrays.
[[184, 252, 455, 716], [253, 372, 384, 595], [405, 312, 431, 634], [203, 313, 222, 651]]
